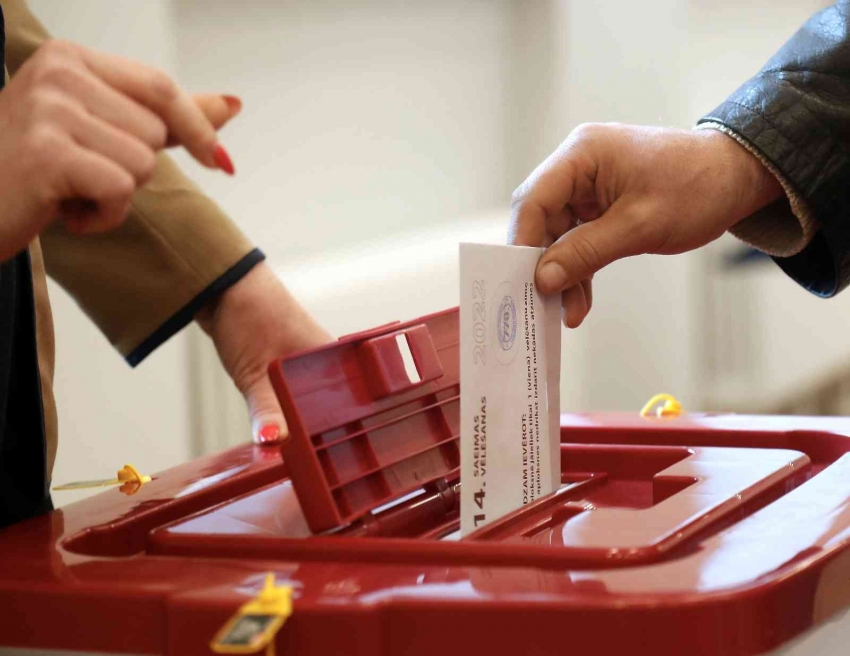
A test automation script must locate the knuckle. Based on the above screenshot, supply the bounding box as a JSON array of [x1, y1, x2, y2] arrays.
[[25, 125, 61, 160], [569, 122, 601, 142], [31, 45, 77, 85], [569, 233, 603, 274], [148, 117, 168, 149], [559, 157, 578, 183], [111, 172, 136, 200], [32, 62, 71, 89], [510, 180, 531, 212], [566, 122, 618, 149], [568, 123, 595, 149], [135, 148, 158, 183], [97, 171, 135, 210], [148, 69, 178, 103], [186, 121, 216, 151], [29, 90, 73, 123], [42, 39, 76, 56]]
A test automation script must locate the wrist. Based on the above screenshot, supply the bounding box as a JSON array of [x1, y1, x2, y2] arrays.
[[195, 261, 272, 336], [698, 127, 784, 221], [195, 260, 332, 347]]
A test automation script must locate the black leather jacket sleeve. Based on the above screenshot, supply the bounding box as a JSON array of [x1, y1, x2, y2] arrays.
[[698, 1, 850, 297]]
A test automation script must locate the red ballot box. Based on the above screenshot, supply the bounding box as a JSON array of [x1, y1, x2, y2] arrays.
[[0, 308, 849, 656]]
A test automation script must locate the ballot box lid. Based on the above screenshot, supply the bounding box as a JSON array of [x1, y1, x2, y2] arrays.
[[269, 307, 461, 532]]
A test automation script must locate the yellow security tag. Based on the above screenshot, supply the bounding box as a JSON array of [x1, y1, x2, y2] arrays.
[[211, 574, 293, 655], [640, 393, 683, 419], [53, 464, 151, 493]]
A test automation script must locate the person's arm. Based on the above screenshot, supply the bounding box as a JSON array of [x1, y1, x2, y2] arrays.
[[4, 0, 332, 441], [3, 0, 261, 362], [509, 2, 850, 327], [697, 1, 850, 297]]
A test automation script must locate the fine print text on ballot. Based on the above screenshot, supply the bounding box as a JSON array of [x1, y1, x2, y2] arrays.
[[522, 281, 543, 505], [460, 243, 561, 536]]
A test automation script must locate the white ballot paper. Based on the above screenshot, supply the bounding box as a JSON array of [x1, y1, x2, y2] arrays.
[[459, 243, 561, 536]]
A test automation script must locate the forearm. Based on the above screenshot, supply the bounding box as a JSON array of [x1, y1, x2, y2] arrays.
[[698, 1, 850, 296]]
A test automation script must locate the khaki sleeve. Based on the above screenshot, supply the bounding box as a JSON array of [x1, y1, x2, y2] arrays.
[[3, 0, 263, 365]]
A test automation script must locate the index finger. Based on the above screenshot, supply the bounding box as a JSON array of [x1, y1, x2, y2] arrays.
[[78, 46, 222, 170], [164, 94, 242, 148], [508, 151, 577, 247], [508, 139, 595, 247]]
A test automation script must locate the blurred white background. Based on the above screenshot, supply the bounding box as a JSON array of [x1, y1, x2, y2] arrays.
[[26, 0, 849, 507]]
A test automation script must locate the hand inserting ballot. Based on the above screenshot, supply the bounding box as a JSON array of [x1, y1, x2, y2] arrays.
[[508, 124, 783, 328]]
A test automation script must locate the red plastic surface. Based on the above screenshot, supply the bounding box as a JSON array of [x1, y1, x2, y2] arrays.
[[1, 313, 850, 655], [149, 442, 811, 571], [268, 308, 460, 532], [2, 415, 850, 655]]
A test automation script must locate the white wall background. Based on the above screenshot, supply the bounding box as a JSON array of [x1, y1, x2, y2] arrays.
[[23, 0, 845, 507]]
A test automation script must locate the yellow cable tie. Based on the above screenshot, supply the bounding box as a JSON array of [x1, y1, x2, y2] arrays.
[[116, 463, 152, 485], [640, 393, 683, 418], [53, 463, 151, 492]]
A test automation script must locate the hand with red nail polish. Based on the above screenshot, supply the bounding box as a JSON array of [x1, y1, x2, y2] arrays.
[[213, 144, 235, 176], [0, 38, 245, 256], [195, 263, 333, 446], [257, 424, 281, 445], [222, 95, 243, 114]]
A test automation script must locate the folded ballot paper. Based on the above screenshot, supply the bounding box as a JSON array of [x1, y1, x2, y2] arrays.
[[459, 244, 561, 536]]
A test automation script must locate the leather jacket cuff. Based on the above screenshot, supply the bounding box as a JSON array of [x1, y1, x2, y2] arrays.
[[696, 122, 818, 258]]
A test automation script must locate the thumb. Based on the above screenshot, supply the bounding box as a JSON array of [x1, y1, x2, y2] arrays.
[[244, 374, 289, 445], [193, 93, 242, 129], [536, 200, 649, 295]]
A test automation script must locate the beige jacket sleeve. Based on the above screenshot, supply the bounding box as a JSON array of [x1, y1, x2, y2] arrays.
[[3, 0, 263, 365]]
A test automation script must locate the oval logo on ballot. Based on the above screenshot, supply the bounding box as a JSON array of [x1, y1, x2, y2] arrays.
[[494, 281, 519, 365], [497, 295, 517, 351]]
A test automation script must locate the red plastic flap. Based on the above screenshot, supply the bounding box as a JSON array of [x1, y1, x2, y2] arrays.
[[269, 308, 460, 532], [359, 325, 444, 399]]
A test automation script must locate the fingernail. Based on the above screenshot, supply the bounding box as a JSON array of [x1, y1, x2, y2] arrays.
[[538, 262, 567, 293], [213, 143, 235, 175], [222, 95, 242, 115], [256, 424, 280, 445]]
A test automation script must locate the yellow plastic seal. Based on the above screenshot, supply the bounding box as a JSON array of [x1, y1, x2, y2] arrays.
[[53, 463, 151, 494], [211, 574, 294, 655], [640, 393, 683, 418]]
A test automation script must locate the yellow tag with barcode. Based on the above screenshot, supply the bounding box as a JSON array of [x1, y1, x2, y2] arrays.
[[211, 574, 293, 655]]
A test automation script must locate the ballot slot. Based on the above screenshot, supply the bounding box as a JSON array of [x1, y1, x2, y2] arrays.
[[145, 435, 818, 574], [66, 422, 837, 567], [66, 308, 833, 566], [325, 443, 710, 541], [263, 307, 817, 550], [325, 446, 807, 553]]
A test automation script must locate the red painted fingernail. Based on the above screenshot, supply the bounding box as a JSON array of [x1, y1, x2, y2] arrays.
[[213, 144, 235, 175], [222, 95, 242, 114], [257, 424, 280, 445]]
